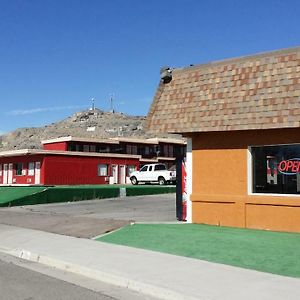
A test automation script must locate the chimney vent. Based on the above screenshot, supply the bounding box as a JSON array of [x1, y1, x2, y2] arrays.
[[160, 67, 172, 84]]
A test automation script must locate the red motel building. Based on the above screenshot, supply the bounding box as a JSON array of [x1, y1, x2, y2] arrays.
[[0, 136, 185, 186]]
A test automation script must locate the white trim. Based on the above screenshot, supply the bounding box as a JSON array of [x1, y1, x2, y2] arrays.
[[42, 136, 186, 146], [112, 137, 158, 145], [248, 192, 300, 197], [0, 184, 41, 186], [186, 138, 193, 223], [42, 136, 119, 145], [251, 142, 300, 148], [0, 149, 141, 160], [247, 146, 252, 195], [34, 161, 41, 185], [146, 137, 186, 145]]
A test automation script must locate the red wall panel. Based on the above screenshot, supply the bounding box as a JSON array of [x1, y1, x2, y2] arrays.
[[0, 154, 139, 185], [43, 142, 67, 151], [0, 155, 45, 185], [43, 155, 139, 185]]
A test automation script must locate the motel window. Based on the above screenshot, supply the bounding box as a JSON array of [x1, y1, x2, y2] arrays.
[[163, 145, 173, 157], [68, 144, 76, 151], [83, 145, 90, 152], [126, 145, 138, 155], [28, 162, 35, 176], [76, 144, 83, 152], [15, 163, 23, 176], [98, 146, 109, 153], [252, 144, 300, 194], [98, 164, 108, 176], [127, 165, 136, 176]]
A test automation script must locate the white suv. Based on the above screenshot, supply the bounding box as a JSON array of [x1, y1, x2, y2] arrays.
[[130, 163, 176, 185]]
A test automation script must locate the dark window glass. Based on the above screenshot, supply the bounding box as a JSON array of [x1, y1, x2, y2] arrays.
[[252, 144, 300, 194], [154, 164, 166, 171], [68, 143, 76, 151], [140, 166, 148, 172], [15, 163, 23, 176]]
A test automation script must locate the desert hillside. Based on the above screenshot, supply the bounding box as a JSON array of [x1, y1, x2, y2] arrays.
[[0, 108, 179, 151]]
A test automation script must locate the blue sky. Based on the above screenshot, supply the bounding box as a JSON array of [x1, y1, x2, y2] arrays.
[[0, 0, 300, 134]]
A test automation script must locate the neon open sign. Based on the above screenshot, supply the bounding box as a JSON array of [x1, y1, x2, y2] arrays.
[[278, 159, 300, 175]]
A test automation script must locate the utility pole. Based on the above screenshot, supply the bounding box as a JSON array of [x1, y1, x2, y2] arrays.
[[109, 93, 115, 113]]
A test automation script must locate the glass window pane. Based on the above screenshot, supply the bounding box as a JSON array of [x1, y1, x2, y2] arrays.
[[98, 164, 108, 176], [28, 162, 35, 176], [15, 163, 23, 176], [252, 144, 300, 194]]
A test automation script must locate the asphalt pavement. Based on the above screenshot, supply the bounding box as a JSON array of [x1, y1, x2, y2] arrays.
[[0, 224, 300, 300], [0, 194, 177, 238]]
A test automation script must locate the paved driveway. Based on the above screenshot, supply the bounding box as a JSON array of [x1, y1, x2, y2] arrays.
[[0, 194, 177, 238]]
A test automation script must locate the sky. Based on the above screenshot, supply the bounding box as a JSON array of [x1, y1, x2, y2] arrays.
[[0, 0, 300, 134]]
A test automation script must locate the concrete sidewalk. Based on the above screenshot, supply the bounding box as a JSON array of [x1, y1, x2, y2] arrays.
[[0, 224, 299, 300]]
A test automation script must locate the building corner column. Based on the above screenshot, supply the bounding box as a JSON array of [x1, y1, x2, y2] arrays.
[[186, 138, 193, 223]]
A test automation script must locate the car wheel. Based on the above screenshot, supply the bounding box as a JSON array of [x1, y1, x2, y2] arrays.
[[158, 176, 166, 185], [131, 176, 138, 185]]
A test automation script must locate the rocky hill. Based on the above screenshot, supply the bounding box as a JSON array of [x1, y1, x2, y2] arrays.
[[0, 108, 179, 151]]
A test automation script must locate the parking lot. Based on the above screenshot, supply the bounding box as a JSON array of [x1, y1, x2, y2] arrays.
[[0, 194, 177, 238]]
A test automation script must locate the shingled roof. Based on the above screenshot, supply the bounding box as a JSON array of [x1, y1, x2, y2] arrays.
[[147, 46, 300, 134]]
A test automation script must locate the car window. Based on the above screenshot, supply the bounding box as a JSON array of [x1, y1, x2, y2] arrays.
[[149, 166, 152, 171], [154, 164, 166, 171], [140, 166, 148, 172]]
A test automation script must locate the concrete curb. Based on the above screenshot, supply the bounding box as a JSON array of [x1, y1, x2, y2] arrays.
[[0, 246, 197, 300], [2, 224, 300, 300]]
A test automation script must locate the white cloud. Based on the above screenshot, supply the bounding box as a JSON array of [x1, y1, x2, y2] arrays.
[[6, 105, 87, 116]]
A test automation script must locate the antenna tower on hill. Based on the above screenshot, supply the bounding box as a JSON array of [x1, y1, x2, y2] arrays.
[[90, 97, 95, 111], [109, 93, 115, 113]]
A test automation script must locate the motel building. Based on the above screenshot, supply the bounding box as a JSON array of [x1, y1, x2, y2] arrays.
[[147, 46, 300, 233], [0, 136, 185, 186]]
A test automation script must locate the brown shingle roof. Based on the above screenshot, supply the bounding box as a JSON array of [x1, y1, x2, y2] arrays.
[[147, 47, 300, 134]]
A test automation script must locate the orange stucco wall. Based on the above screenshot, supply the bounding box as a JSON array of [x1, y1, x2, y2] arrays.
[[189, 128, 300, 233]]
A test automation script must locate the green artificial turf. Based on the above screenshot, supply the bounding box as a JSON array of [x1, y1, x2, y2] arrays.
[[97, 223, 300, 278], [0, 185, 175, 207], [0, 187, 47, 205]]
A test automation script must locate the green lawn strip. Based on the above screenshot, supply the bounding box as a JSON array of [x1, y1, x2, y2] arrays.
[[126, 185, 175, 196], [0, 185, 175, 207], [97, 224, 300, 278], [0, 187, 47, 205]]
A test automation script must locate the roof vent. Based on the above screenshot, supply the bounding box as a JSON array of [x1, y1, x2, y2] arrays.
[[160, 67, 172, 84]]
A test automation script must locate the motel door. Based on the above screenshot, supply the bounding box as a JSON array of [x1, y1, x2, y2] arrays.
[[7, 163, 13, 184], [35, 162, 41, 184], [3, 164, 8, 184], [119, 165, 126, 184], [112, 165, 118, 184]]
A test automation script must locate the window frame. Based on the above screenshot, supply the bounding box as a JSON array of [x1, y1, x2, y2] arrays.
[[15, 162, 24, 176], [98, 164, 108, 177], [248, 143, 300, 197], [28, 162, 35, 176]]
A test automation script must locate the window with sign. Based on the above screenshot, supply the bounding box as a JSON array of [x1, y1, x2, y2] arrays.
[[252, 144, 300, 194]]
